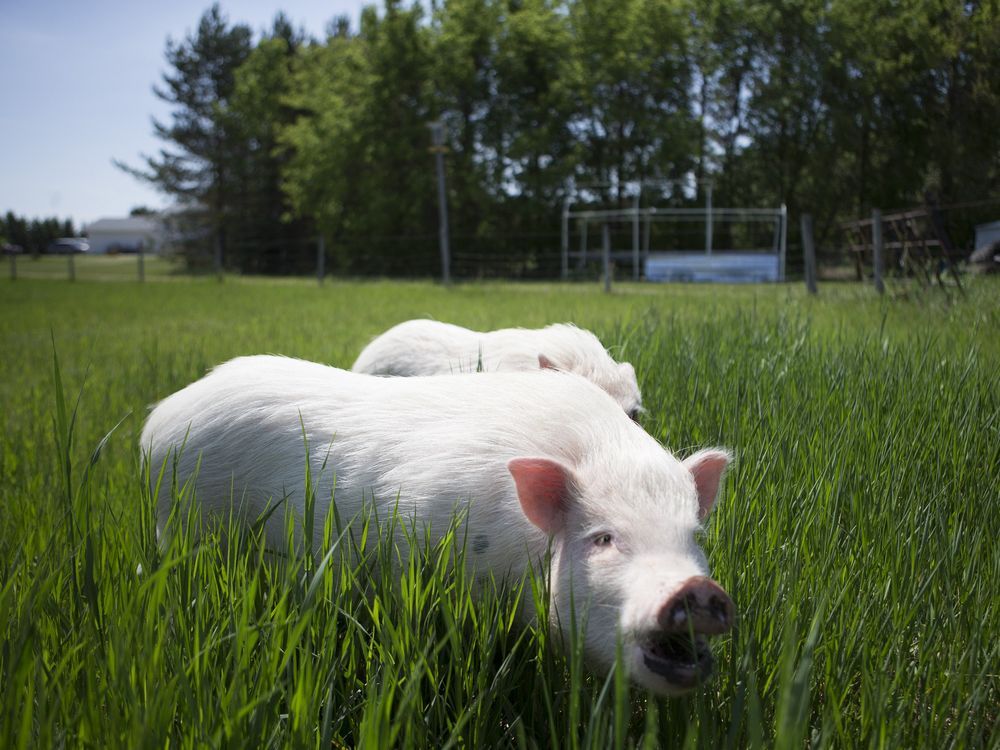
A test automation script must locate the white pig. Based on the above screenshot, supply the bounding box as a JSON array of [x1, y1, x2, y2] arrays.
[[141, 355, 733, 695], [351, 320, 643, 420]]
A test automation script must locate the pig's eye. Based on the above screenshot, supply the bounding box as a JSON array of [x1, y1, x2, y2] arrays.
[[593, 533, 614, 548]]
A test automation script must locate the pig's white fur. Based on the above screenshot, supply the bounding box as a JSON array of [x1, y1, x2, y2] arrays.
[[141, 355, 722, 695], [351, 320, 642, 417]]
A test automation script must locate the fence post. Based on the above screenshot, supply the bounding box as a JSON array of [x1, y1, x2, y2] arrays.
[[872, 208, 885, 294], [602, 222, 612, 293], [214, 232, 223, 282], [68, 251, 76, 282], [643, 210, 652, 269], [705, 182, 713, 255], [8, 252, 15, 281], [779, 203, 788, 281], [632, 194, 640, 281], [560, 198, 570, 280], [317, 235, 326, 284], [801, 213, 817, 294], [138, 246, 145, 283]]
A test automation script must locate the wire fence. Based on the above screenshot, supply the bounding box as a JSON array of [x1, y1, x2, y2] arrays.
[[5, 201, 996, 290]]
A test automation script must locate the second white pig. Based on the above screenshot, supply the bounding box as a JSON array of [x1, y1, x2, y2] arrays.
[[351, 320, 643, 420]]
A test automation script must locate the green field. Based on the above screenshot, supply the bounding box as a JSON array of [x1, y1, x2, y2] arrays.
[[1, 275, 997, 747]]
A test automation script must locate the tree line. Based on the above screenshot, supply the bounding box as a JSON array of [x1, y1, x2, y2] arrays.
[[120, 0, 1000, 276], [1, 212, 78, 255]]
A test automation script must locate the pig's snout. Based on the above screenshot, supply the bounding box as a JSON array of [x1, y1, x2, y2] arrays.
[[635, 577, 734, 693], [657, 576, 734, 635]]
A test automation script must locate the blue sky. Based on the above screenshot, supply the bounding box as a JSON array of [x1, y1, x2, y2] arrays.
[[0, 0, 366, 230]]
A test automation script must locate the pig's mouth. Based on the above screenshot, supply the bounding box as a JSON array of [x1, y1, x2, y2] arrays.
[[630, 576, 733, 693], [638, 632, 714, 690]]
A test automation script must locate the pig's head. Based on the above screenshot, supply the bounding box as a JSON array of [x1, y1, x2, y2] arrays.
[[537, 353, 643, 422], [507, 446, 733, 696]]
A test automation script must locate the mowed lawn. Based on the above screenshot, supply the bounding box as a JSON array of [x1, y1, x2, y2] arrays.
[[1, 274, 997, 748]]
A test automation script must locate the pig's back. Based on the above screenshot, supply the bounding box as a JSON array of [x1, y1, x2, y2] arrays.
[[352, 320, 489, 375], [142, 355, 632, 548]]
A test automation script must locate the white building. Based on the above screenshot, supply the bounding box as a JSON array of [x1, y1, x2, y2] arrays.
[[85, 216, 164, 254]]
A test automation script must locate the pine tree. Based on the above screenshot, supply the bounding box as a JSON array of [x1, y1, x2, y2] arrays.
[[116, 4, 252, 268]]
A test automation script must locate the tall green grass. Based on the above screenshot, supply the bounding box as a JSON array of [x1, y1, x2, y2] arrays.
[[1, 277, 997, 747]]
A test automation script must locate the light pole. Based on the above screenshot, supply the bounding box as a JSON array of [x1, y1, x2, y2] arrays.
[[704, 179, 714, 256], [427, 120, 451, 285]]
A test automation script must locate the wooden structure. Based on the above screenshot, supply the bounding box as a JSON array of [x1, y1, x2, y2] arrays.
[[841, 204, 963, 292]]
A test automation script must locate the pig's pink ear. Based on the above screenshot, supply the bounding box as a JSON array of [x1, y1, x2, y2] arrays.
[[537, 354, 559, 370], [683, 449, 732, 519], [508, 457, 574, 533]]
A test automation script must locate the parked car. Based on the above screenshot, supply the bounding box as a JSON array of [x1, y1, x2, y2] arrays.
[[107, 241, 142, 254], [2, 243, 24, 255], [46, 238, 90, 254], [969, 240, 1000, 274]]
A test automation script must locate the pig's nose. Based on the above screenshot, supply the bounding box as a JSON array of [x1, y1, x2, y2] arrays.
[[657, 576, 734, 635]]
